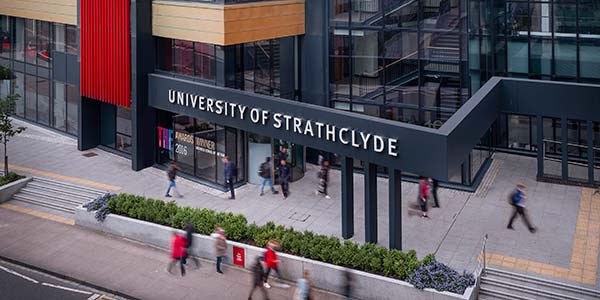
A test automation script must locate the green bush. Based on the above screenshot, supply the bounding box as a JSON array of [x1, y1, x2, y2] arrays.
[[106, 193, 470, 292], [0, 172, 24, 187]]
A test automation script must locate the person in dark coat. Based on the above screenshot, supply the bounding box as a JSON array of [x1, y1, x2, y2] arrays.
[[248, 257, 270, 300], [165, 162, 182, 198], [259, 157, 278, 196], [223, 156, 236, 199], [276, 147, 288, 163], [278, 160, 291, 198], [316, 160, 331, 199], [430, 178, 440, 208]]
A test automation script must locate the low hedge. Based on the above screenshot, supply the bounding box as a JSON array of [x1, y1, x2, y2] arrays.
[[105, 193, 472, 293], [0, 172, 24, 187]]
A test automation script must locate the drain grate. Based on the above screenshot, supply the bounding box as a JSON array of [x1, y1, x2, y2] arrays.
[[82, 152, 98, 158], [288, 212, 311, 222]]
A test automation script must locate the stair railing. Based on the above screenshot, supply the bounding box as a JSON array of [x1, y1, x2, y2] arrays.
[[476, 233, 489, 277]]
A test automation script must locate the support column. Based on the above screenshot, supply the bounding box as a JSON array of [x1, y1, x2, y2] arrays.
[[536, 115, 544, 178], [389, 168, 402, 250], [561, 117, 568, 180], [341, 156, 354, 239], [78, 96, 100, 151], [365, 163, 378, 244], [588, 120, 594, 184]]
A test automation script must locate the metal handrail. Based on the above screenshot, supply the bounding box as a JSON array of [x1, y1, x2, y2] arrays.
[[475, 233, 488, 277]]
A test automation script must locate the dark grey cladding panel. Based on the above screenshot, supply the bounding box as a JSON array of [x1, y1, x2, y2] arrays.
[[148, 73, 448, 179], [66, 54, 79, 85]]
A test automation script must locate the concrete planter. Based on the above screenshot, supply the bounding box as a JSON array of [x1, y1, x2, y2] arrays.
[[0, 176, 31, 203], [75, 207, 477, 300]]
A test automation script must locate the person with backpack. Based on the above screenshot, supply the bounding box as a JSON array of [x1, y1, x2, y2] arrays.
[[315, 160, 331, 199], [165, 162, 182, 198], [223, 156, 236, 200], [507, 183, 536, 233], [259, 157, 278, 196]]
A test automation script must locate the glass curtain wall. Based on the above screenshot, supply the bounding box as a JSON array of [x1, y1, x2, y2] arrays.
[[330, 0, 468, 128], [469, 0, 600, 85], [0, 15, 79, 136]]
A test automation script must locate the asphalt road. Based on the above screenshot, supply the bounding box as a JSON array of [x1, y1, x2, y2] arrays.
[[0, 259, 124, 300]]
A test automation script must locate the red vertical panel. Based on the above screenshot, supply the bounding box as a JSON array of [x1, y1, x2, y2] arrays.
[[81, 0, 130, 108]]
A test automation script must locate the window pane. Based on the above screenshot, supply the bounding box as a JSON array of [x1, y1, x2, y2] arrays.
[[384, 0, 418, 29], [13, 72, 25, 117], [173, 115, 196, 175], [330, 31, 351, 101], [352, 30, 381, 99], [0, 15, 10, 58], [507, 39, 528, 74], [54, 24, 65, 52], [53, 81, 66, 131], [194, 42, 215, 81], [14, 18, 24, 61], [37, 21, 50, 67], [66, 25, 77, 55], [194, 121, 217, 182], [554, 39, 577, 78], [25, 19, 36, 65], [156, 37, 172, 72], [421, 0, 459, 30], [351, 0, 381, 23], [25, 74, 36, 120], [580, 40, 600, 80], [37, 77, 49, 125], [331, 0, 350, 24], [116, 106, 132, 136], [66, 84, 78, 135], [508, 115, 532, 151], [173, 40, 193, 76], [530, 38, 552, 77]]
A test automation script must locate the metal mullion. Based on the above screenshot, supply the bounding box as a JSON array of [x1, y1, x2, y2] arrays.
[[348, 0, 353, 110], [551, 0, 555, 79], [527, 0, 532, 77], [576, 0, 580, 81]]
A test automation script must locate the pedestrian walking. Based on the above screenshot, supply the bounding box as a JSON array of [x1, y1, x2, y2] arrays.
[[278, 160, 291, 198], [167, 231, 187, 276], [316, 160, 331, 199], [507, 183, 536, 233], [430, 178, 440, 208], [418, 177, 429, 218], [263, 240, 282, 289], [223, 156, 236, 199], [293, 270, 312, 300], [248, 257, 270, 300], [276, 147, 288, 163], [182, 222, 199, 268], [165, 162, 182, 198], [214, 227, 227, 273], [259, 157, 278, 196]]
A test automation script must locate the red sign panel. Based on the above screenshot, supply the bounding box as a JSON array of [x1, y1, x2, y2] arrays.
[[233, 246, 245, 268]]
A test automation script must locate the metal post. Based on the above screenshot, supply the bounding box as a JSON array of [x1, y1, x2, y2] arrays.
[[588, 120, 594, 184], [389, 168, 402, 250], [537, 115, 544, 178], [561, 117, 568, 180], [341, 156, 354, 239], [365, 163, 378, 244]]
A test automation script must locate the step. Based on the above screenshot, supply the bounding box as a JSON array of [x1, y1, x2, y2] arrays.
[[27, 181, 102, 200], [24, 183, 96, 202], [12, 194, 75, 214], [479, 287, 536, 300], [481, 277, 582, 300], [19, 188, 86, 207], [30, 178, 107, 196], [485, 267, 600, 299]]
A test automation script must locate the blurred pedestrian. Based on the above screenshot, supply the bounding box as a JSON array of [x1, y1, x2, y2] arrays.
[[276, 147, 288, 163], [167, 231, 187, 276], [278, 160, 291, 198], [418, 177, 429, 218], [316, 160, 331, 199], [507, 183, 536, 233], [430, 178, 440, 208], [165, 162, 182, 198], [263, 240, 281, 289], [223, 156, 236, 199], [214, 227, 227, 273], [342, 269, 353, 299], [248, 256, 270, 300], [294, 270, 312, 300], [259, 157, 278, 196], [182, 222, 199, 267]]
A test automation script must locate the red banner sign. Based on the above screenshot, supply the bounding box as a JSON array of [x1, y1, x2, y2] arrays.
[[233, 246, 245, 268]]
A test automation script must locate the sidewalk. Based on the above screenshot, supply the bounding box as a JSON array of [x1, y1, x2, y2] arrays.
[[0, 207, 344, 300], [3, 119, 599, 289]]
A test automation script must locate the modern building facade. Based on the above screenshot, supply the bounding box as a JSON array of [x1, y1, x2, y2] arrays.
[[1, 0, 599, 248]]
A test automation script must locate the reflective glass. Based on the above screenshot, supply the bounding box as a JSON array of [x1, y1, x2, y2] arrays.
[[66, 25, 77, 55], [53, 81, 66, 131], [66, 84, 78, 135], [351, 30, 381, 99], [173, 40, 193, 76], [25, 74, 36, 121], [14, 72, 24, 117], [37, 21, 50, 67], [37, 77, 49, 125], [580, 41, 600, 79], [0, 16, 9, 58], [194, 42, 216, 81], [384, 0, 418, 29], [54, 24, 65, 52], [25, 19, 35, 65], [351, 0, 381, 23], [530, 38, 552, 77], [14, 18, 24, 61], [554, 39, 576, 78], [330, 32, 351, 100]]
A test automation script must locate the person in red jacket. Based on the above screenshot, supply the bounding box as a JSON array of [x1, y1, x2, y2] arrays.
[[263, 240, 281, 289], [167, 231, 187, 276]]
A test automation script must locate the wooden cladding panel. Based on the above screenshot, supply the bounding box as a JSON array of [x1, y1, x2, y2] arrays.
[[0, 0, 76, 25], [153, 0, 305, 46]]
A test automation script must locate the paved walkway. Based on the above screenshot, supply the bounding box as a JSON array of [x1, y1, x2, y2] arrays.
[[3, 119, 600, 289], [0, 208, 344, 300]]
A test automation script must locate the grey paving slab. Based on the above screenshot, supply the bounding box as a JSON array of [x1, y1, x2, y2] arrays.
[[2, 119, 597, 289]]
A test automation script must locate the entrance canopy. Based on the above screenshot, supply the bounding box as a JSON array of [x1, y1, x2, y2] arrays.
[[148, 74, 600, 181]]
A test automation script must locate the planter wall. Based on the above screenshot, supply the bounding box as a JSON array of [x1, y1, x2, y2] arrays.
[[0, 177, 32, 203], [75, 207, 478, 300]]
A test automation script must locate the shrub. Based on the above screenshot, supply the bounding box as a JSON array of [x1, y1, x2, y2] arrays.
[[0, 172, 24, 187], [407, 258, 476, 295], [102, 193, 474, 294]]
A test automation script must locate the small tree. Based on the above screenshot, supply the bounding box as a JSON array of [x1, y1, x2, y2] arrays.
[[0, 88, 26, 176]]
